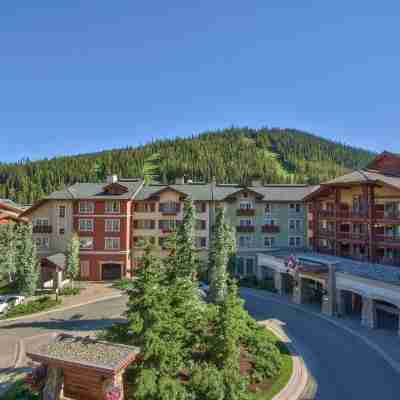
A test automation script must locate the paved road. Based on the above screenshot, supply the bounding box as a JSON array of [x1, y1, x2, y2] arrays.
[[1, 291, 399, 399], [240, 288, 400, 400]]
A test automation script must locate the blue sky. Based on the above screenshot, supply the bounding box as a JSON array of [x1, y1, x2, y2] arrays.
[[1, 1, 399, 162]]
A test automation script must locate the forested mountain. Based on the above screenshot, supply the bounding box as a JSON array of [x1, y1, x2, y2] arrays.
[[0, 127, 375, 205]]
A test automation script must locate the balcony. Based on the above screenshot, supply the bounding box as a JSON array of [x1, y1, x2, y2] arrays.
[[236, 208, 256, 216], [337, 232, 369, 242], [374, 210, 400, 222], [236, 225, 255, 233], [374, 235, 400, 245], [159, 203, 181, 215], [33, 225, 52, 234], [319, 210, 335, 218], [318, 228, 335, 237], [261, 225, 280, 233]]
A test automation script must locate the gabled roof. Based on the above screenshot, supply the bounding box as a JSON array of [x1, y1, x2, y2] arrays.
[[134, 183, 319, 202], [49, 179, 143, 200]]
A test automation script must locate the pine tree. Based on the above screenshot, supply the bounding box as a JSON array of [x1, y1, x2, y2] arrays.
[[14, 224, 39, 296], [209, 207, 236, 304], [0, 224, 17, 283], [173, 197, 199, 280], [66, 233, 80, 288]]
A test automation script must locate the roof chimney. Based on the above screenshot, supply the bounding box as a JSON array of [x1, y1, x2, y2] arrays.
[[107, 175, 118, 184], [175, 176, 185, 185]]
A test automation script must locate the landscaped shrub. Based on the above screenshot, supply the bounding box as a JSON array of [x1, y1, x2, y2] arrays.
[[244, 325, 283, 383], [188, 363, 225, 400], [59, 286, 81, 296], [2, 379, 39, 400], [1, 296, 61, 319], [112, 278, 134, 290]]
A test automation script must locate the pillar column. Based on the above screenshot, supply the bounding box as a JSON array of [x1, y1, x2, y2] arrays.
[[361, 297, 376, 329], [336, 289, 346, 317], [274, 271, 283, 295], [322, 264, 336, 316], [292, 276, 304, 304]]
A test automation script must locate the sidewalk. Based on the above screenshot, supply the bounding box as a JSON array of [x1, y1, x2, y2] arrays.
[[241, 287, 400, 374]]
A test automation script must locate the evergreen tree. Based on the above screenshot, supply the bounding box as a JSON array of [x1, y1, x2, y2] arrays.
[[0, 224, 17, 283], [14, 224, 39, 295], [209, 207, 236, 304], [66, 232, 80, 288], [173, 197, 199, 280]]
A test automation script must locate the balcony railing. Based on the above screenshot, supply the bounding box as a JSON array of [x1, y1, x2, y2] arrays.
[[236, 208, 256, 216], [159, 203, 181, 215], [337, 232, 369, 241], [374, 210, 400, 221], [236, 225, 255, 233], [33, 225, 52, 234], [261, 225, 280, 233], [374, 235, 400, 244], [318, 228, 335, 237], [319, 210, 335, 218]]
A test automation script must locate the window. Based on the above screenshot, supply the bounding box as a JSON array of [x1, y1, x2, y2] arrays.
[[59, 206, 66, 218], [134, 203, 156, 213], [289, 237, 302, 248], [79, 219, 93, 232], [35, 237, 50, 249], [265, 203, 273, 215], [159, 219, 179, 231], [105, 238, 120, 250], [59, 228, 65, 235], [79, 201, 94, 214], [264, 218, 276, 226], [246, 258, 254, 275], [239, 219, 253, 226], [80, 261, 90, 278], [264, 237, 275, 248], [289, 203, 301, 213], [195, 202, 207, 213], [239, 236, 253, 248], [289, 219, 302, 231], [80, 237, 94, 250], [196, 237, 207, 248], [134, 219, 156, 229], [196, 220, 207, 230], [105, 219, 120, 232], [105, 201, 120, 214], [34, 218, 49, 227], [239, 201, 253, 210]]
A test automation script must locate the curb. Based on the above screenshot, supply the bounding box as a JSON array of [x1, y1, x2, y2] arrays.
[[0, 293, 123, 325], [262, 321, 309, 400], [245, 289, 400, 376]]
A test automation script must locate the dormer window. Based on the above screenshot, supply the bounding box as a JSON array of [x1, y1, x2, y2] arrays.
[[105, 201, 120, 214]]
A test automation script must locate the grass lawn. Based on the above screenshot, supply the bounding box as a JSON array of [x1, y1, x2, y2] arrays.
[[248, 329, 293, 400]]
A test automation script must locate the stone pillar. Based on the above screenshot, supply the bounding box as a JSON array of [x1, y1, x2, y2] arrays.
[[292, 276, 304, 304], [274, 271, 283, 295], [361, 297, 376, 329], [336, 289, 346, 316], [42, 367, 63, 400], [322, 264, 337, 317]]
